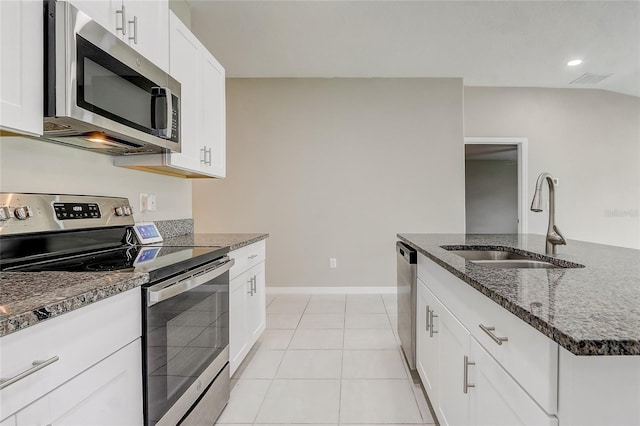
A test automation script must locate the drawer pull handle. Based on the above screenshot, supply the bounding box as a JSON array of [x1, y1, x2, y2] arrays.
[[248, 254, 258, 260], [463, 355, 475, 394], [479, 324, 508, 345], [0, 356, 59, 390], [429, 309, 438, 338], [425, 304, 430, 331]]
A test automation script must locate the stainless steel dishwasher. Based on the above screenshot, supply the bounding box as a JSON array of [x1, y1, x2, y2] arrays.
[[396, 241, 417, 376]]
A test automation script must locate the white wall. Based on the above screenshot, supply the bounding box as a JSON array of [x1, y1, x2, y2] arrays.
[[194, 78, 465, 287], [465, 87, 640, 249], [465, 159, 518, 233], [0, 137, 192, 221]]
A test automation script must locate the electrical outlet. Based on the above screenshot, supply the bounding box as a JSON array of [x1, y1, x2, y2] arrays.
[[148, 194, 157, 211], [329, 258, 337, 269]]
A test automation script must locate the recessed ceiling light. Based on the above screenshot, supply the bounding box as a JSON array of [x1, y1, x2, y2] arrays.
[[567, 59, 583, 67]]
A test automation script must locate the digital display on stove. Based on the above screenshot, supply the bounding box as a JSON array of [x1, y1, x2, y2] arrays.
[[53, 202, 101, 220]]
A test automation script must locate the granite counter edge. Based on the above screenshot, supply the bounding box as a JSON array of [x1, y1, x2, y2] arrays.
[[397, 235, 640, 356], [0, 273, 149, 338], [228, 234, 270, 251]]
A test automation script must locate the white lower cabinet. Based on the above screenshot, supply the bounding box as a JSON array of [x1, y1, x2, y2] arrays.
[[228, 241, 267, 375], [469, 338, 556, 426], [0, 289, 142, 425], [416, 255, 558, 426], [15, 340, 142, 426]]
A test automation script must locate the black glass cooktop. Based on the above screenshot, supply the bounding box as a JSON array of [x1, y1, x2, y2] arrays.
[[5, 244, 228, 283]]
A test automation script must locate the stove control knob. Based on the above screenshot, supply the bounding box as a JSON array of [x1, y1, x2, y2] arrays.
[[0, 206, 12, 221], [115, 206, 125, 216], [14, 206, 32, 220]]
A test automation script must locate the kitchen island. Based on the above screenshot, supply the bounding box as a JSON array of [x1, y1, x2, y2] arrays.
[[398, 233, 640, 426]]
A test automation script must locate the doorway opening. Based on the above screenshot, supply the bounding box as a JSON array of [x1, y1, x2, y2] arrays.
[[464, 137, 528, 234]]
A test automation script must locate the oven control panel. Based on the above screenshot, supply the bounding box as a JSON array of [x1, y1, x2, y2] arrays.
[[53, 202, 101, 220], [0, 193, 135, 236]]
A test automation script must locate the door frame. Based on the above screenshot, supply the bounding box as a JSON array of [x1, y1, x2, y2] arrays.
[[464, 137, 528, 234]]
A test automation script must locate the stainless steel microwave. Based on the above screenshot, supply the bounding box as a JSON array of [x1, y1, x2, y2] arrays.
[[43, 1, 181, 155]]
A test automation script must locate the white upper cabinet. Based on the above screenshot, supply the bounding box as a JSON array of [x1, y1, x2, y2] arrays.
[[67, 0, 169, 72], [0, 0, 43, 136], [115, 12, 226, 178]]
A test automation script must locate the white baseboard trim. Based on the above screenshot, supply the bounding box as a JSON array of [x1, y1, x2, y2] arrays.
[[266, 286, 396, 295]]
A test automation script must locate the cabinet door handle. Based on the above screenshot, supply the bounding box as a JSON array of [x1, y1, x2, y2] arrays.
[[425, 304, 430, 331], [200, 147, 207, 164], [429, 309, 438, 338], [252, 276, 257, 294], [463, 355, 475, 394], [0, 356, 59, 390], [128, 15, 138, 44], [116, 5, 126, 35], [479, 324, 508, 345]]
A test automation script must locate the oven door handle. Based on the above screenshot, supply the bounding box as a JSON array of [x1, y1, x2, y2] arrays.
[[147, 257, 234, 307]]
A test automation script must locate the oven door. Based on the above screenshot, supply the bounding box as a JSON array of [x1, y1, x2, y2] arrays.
[[44, 1, 181, 154], [143, 257, 233, 426]]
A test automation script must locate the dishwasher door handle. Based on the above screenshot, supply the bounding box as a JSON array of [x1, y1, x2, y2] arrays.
[[147, 257, 234, 306]]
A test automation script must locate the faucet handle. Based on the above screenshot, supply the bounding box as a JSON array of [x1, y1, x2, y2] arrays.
[[549, 225, 567, 246]]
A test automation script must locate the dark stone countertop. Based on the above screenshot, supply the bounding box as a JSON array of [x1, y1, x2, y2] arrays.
[[397, 234, 640, 356], [161, 233, 269, 250], [0, 233, 268, 337], [0, 271, 149, 337]]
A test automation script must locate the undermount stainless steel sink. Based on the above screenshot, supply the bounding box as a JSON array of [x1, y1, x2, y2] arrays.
[[468, 259, 559, 269], [447, 250, 559, 268], [449, 250, 530, 261]]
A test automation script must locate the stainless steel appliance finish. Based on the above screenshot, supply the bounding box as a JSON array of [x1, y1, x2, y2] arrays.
[[0, 193, 133, 236], [145, 258, 233, 426], [530, 172, 566, 255], [396, 241, 418, 376], [43, 1, 181, 155]]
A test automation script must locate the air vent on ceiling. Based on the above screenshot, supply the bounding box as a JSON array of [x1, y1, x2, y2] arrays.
[[570, 73, 613, 85]]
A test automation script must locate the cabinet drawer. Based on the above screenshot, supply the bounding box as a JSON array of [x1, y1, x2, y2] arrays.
[[0, 289, 141, 418], [418, 255, 558, 415], [229, 240, 266, 279], [470, 337, 558, 426]]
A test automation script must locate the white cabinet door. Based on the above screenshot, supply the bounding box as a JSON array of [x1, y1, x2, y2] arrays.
[[246, 262, 266, 342], [15, 340, 142, 426], [416, 278, 439, 408], [124, 0, 169, 72], [469, 338, 557, 426], [0, 415, 16, 426], [200, 49, 226, 178], [0, 0, 42, 136], [167, 12, 203, 172], [436, 299, 471, 426], [66, 0, 120, 36], [229, 271, 249, 375]]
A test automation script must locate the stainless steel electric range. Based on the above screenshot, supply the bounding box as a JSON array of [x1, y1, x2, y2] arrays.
[[0, 193, 232, 426]]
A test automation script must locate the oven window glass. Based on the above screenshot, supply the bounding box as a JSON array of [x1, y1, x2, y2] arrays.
[[144, 278, 229, 425], [76, 35, 155, 134]]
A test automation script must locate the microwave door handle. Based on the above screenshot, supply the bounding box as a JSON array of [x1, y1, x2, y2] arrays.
[[151, 87, 172, 138], [147, 258, 234, 307]]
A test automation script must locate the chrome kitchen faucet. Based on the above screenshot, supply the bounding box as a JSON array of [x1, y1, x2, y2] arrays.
[[530, 172, 566, 255]]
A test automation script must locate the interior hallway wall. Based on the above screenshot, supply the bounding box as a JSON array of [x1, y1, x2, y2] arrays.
[[194, 78, 465, 287], [465, 159, 518, 233], [464, 87, 640, 249]]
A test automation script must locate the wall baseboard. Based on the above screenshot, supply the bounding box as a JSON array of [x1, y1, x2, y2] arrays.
[[266, 286, 396, 295]]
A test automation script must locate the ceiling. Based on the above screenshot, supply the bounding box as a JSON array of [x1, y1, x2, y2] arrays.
[[188, 0, 640, 97]]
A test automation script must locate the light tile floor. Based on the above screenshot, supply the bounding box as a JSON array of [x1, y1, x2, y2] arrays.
[[216, 294, 434, 426]]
